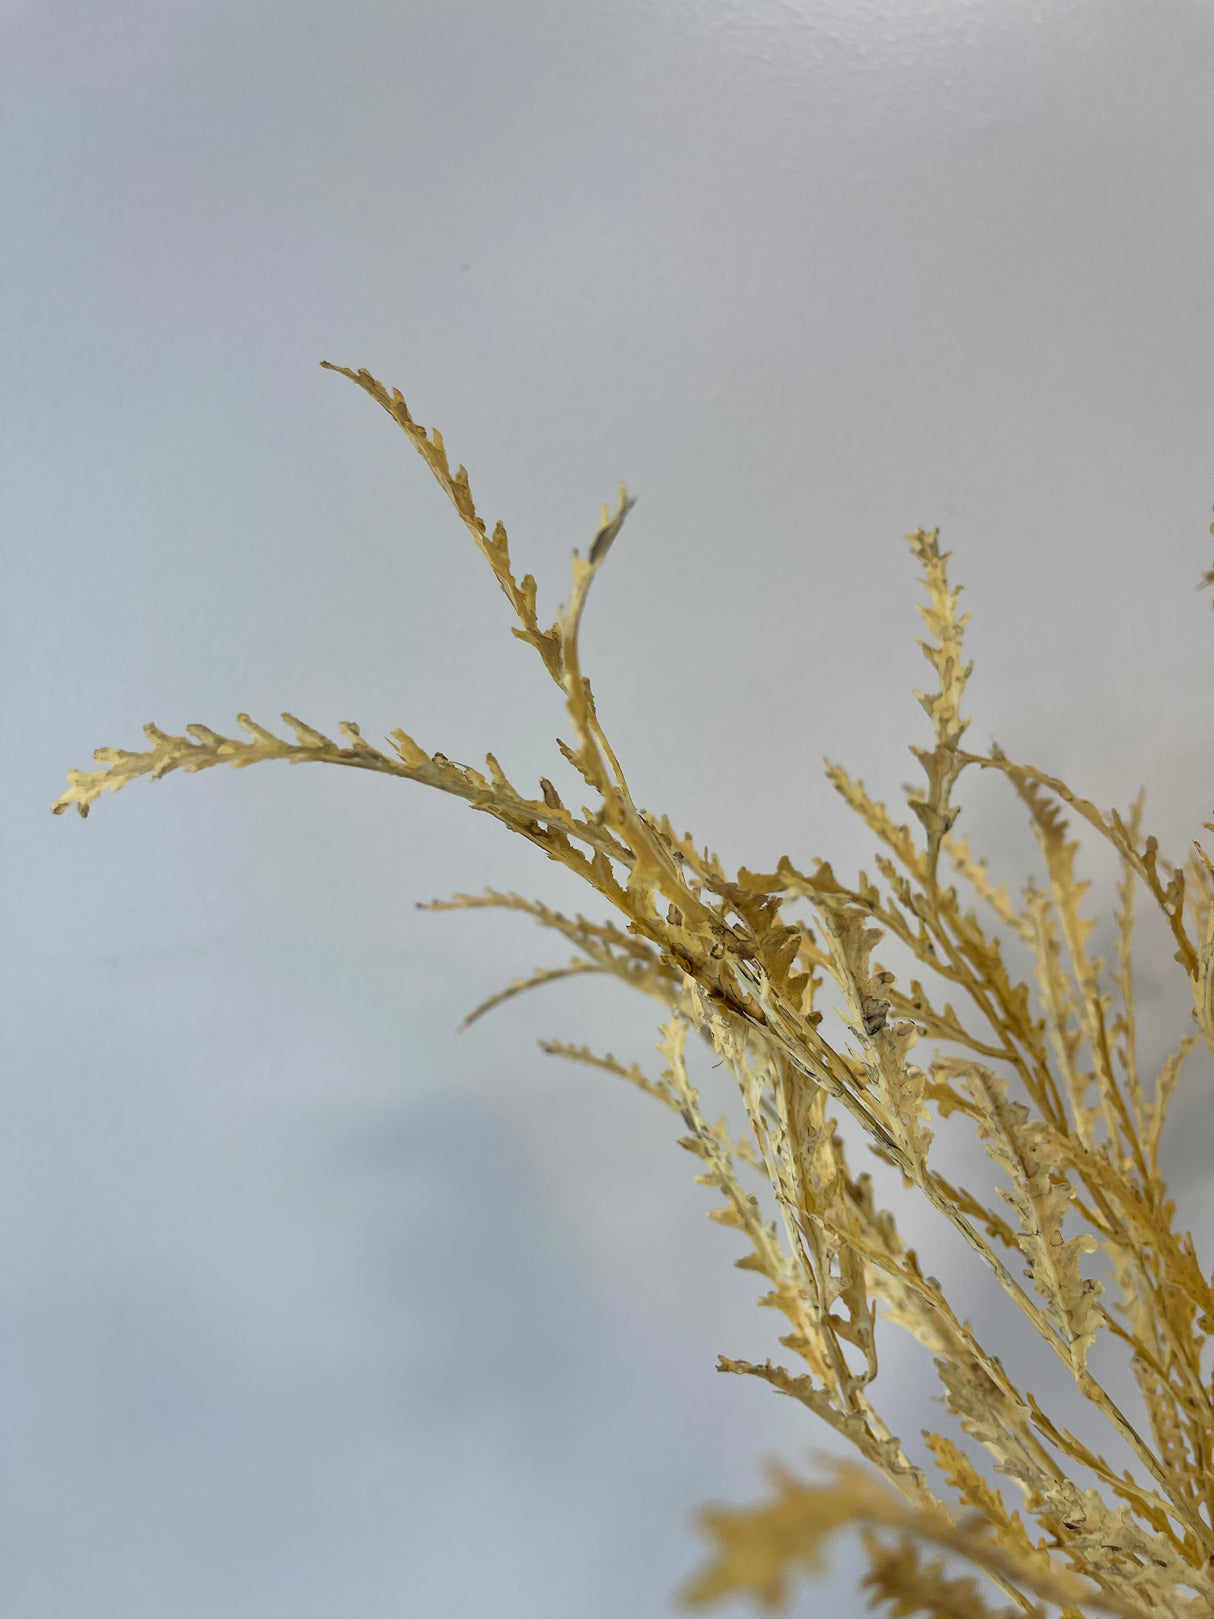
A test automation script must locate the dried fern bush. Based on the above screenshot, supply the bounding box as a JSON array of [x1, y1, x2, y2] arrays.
[[55, 363, 1214, 1618]]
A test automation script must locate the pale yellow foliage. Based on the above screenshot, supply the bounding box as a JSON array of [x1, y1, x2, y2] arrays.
[[55, 365, 1214, 1618]]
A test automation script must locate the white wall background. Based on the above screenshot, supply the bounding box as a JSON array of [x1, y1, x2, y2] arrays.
[[4, 2, 1214, 1615]]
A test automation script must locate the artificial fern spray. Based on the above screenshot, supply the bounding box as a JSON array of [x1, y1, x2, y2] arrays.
[[55, 364, 1214, 1618]]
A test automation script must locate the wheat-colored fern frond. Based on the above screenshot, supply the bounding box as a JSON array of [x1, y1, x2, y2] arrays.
[[55, 363, 1214, 1617]]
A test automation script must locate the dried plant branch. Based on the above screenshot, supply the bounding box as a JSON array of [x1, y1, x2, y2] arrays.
[[54, 362, 1214, 1616]]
